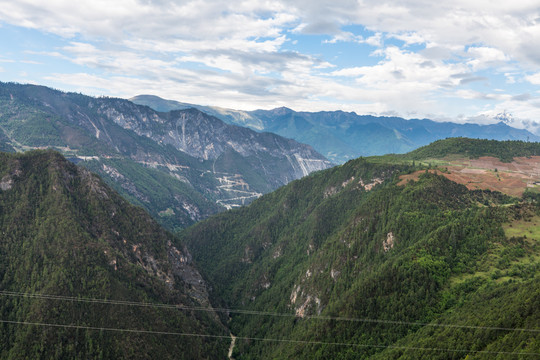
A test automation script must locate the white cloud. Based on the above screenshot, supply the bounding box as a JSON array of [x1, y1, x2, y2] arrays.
[[453, 89, 501, 101], [332, 46, 465, 89], [0, 0, 296, 45], [505, 73, 517, 84], [330, 67, 365, 77], [322, 46, 477, 115], [365, 33, 383, 47], [526, 72, 540, 85], [288, 0, 540, 67], [466, 46, 510, 71], [323, 31, 384, 48], [1, 1, 537, 70], [323, 31, 363, 44], [388, 32, 425, 46]]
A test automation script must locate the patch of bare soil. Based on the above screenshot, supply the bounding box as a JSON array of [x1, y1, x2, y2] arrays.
[[398, 156, 540, 197]]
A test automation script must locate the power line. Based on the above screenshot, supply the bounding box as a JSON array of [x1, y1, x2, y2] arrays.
[[1, 319, 538, 357], [1, 290, 539, 333]]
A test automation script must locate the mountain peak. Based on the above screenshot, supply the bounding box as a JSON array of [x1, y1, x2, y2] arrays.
[[270, 106, 293, 115]]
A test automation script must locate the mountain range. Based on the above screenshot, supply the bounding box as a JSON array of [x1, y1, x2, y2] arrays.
[[131, 95, 540, 164], [0, 82, 331, 230], [0, 81, 539, 358]]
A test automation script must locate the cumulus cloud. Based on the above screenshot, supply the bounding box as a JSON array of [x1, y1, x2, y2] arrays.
[[527, 72, 540, 85], [388, 32, 425, 46], [332, 46, 466, 91], [323, 31, 364, 44], [0, 0, 296, 46], [466, 46, 510, 71], [323, 1, 539, 66]]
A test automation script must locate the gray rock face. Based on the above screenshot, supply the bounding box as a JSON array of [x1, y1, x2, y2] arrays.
[[101, 104, 329, 164], [93, 100, 332, 187]]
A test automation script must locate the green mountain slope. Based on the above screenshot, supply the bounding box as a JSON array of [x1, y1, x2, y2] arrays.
[[249, 109, 540, 163], [179, 138, 540, 359], [0, 82, 331, 232], [403, 137, 540, 162], [0, 150, 228, 359]]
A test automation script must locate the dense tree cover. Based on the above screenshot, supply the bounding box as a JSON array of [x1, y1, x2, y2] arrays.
[[81, 157, 222, 232], [402, 137, 540, 162], [0, 150, 228, 359], [181, 150, 539, 359], [371, 277, 540, 359]]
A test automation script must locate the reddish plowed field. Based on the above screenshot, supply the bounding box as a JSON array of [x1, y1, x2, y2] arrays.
[[398, 156, 540, 197]]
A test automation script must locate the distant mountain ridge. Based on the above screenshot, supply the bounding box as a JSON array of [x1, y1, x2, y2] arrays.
[[0, 82, 331, 230], [130, 94, 265, 130], [131, 95, 540, 164]]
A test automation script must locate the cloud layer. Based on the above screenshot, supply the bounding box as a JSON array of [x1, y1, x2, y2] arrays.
[[0, 0, 539, 130]]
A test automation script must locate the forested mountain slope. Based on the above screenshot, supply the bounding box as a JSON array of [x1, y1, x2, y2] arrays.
[[0, 150, 228, 359], [180, 138, 540, 359], [0, 82, 331, 231], [400, 137, 540, 162]]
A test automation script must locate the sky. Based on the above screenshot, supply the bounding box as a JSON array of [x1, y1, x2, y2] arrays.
[[0, 1, 540, 132]]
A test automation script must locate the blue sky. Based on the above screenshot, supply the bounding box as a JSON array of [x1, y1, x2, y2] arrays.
[[0, 1, 539, 132]]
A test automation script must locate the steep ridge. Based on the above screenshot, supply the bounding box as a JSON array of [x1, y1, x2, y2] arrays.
[[180, 138, 540, 359], [0, 150, 228, 359], [0, 82, 331, 230], [131, 95, 539, 164]]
